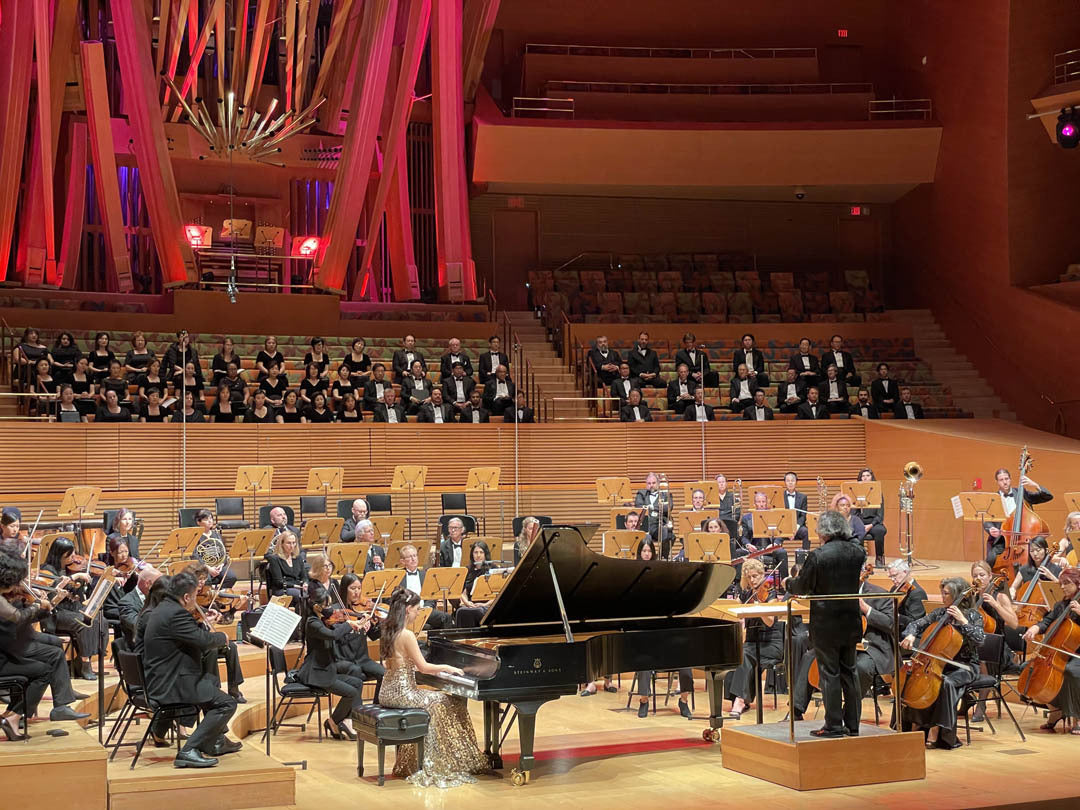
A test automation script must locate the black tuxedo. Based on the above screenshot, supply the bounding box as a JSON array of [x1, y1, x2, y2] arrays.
[[504, 405, 534, 423], [818, 378, 850, 413], [442, 375, 476, 406], [820, 349, 860, 386], [776, 379, 808, 413], [728, 375, 759, 411], [789, 352, 821, 386], [742, 403, 774, 421], [619, 402, 653, 422], [399, 568, 453, 629], [674, 348, 719, 387], [896, 580, 929, 633], [683, 401, 715, 422], [634, 488, 674, 555], [984, 486, 1054, 565], [588, 347, 622, 386], [737, 512, 789, 578], [732, 348, 769, 386], [478, 351, 510, 384], [417, 401, 455, 423], [362, 377, 391, 411], [439, 539, 467, 567], [870, 378, 898, 410], [610, 376, 638, 404], [402, 376, 433, 413], [626, 344, 664, 387], [796, 400, 830, 420], [666, 377, 698, 414], [143, 597, 236, 753], [459, 404, 490, 423], [372, 402, 406, 423], [893, 401, 925, 420], [117, 588, 145, 646], [391, 348, 426, 383], [849, 401, 880, 419], [482, 377, 516, 415], [439, 352, 474, 382], [784, 535, 866, 734]]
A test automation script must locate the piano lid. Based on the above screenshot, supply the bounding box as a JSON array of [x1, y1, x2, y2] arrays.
[[481, 526, 736, 628]]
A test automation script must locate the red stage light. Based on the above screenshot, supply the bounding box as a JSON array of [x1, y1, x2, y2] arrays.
[[849, 206, 861, 216], [291, 235, 321, 257], [184, 225, 211, 248]]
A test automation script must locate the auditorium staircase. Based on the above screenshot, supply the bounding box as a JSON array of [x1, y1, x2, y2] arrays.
[[504, 310, 591, 419], [889, 308, 1016, 421]]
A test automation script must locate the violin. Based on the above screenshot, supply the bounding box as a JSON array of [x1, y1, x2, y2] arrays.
[[992, 447, 1050, 578], [1018, 595, 1080, 705], [742, 580, 770, 605], [898, 587, 978, 710]]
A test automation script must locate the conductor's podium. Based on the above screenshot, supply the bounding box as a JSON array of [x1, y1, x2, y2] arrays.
[[721, 719, 925, 790]]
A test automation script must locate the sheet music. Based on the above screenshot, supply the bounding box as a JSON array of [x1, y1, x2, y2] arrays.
[[951, 495, 963, 519], [250, 602, 301, 650]]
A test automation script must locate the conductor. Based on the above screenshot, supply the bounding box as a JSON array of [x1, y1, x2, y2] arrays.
[[782, 510, 867, 737]]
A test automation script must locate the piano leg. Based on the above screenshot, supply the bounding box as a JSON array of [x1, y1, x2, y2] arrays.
[[483, 700, 504, 770], [508, 699, 549, 786], [702, 668, 730, 743]]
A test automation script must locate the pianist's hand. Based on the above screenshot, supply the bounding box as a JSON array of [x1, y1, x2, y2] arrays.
[[440, 665, 465, 677]]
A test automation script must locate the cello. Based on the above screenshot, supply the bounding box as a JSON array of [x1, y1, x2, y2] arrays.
[[992, 447, 1050, 579], [898, 586, 979, 710], [1018, 592, 1080, 705]]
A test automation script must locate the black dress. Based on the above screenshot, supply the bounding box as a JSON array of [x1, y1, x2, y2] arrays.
[[51, 345, 81, 384], [300, 378, 327, 403], [343, 353, 371, 376], [210, 353, 240, 386], [255, 350, 285, 380], [136, 373, 167, 397], [71, 376, 96, 415], [264, 555, 308, 596], [724, 588, 784, 704], [244, 407, 276, 423], [304, 407, 334, 423], [101, 376, 131, 405], [337, 408, 363, 423], [140, 404, 170, 422], [901, 606, 985, 748], [95, 406, 131, 423], [88, 349, 115, 383], [124, 349, 154, 381], [277, 408, 303, 423], [304, 352, 329, 376], [209, 402, 239, 423], [1029, 599, 1080, 719]]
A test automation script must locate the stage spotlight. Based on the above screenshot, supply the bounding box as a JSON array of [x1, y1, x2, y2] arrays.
[[1058, 107, 1079, 149], [291, 235, 321, 257]]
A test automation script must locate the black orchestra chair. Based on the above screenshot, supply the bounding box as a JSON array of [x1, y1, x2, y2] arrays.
[[263, 646, 328, 743], [258, 504, 296, 529], [113, 650, 199, 769], [336, 499, 353, 520], [215, 497, 250, 531], [299, 496, 327, 524], [0, 676, 29, 739], [440, 493, 467, 514], [436, 514, 478, 540], [365, 494, 392, 514], [960, 632, 1026, 743], [177, 507, 202, 529]]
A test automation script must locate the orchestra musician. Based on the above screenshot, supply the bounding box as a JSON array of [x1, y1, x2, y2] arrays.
[[634, 473, 674, 558], [984, 467, 1053, 569], [831, 494, 867, 544], [514, 517, 541, 564], [887, 559, 928, 638], [705, 518, 750, 582], [264, 530, 308, 600], [900, 577, 985, 749], [970, 560, 1020, 723], [0, 548, 90, 737], [725, 558, 782, 719], [633, 541, 694, 719], [1010, 537, 1061, 599], [106, 507, 141, 559], [1021, 567, 1080, 734], [397, 545, 453, 630], [854, 468, 888, 568], [340, 499, 370, 542], [40, 537, 109, 680], [142, 571, 240, 768], [192, 509, 238, 590], [337, 572, 386, 698], [733, 333, 769, 388], [183, 561, 246, 703], [781, 472, 811, 549], [784, 513, 870, 736], [350, 520, 387, 572], [1052, 512, 1080, 567], [100, 536, 141, 623], [439, 518, 469, 568], [740, 491, 790, 580], [297, 585, 368, 741], [118, 566, 162, 647], [455, 541, 496, 629]]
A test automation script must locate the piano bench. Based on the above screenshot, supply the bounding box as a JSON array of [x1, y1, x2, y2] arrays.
[[352, 706, 430, 786]]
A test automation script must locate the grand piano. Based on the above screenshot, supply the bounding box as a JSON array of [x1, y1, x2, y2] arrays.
[[417, 526, 742, 785]]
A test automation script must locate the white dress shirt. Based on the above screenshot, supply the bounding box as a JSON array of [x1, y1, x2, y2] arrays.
[[454, 380, 465, 401]]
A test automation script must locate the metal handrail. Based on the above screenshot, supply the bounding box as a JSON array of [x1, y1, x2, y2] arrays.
[[525, 43, 818, 61], [1054, 48, 1080, 84], [511, 97, 575, 118], [546, 79, 873, 96], [542, 396, 622, 423], [868, 98, 933, 121]]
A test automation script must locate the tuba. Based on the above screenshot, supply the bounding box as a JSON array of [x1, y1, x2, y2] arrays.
[[903, 461, 923, 484], [194, 530, 227, 568]]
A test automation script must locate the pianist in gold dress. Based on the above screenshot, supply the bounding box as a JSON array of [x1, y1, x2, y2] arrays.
[[379, 587, 489, 787]]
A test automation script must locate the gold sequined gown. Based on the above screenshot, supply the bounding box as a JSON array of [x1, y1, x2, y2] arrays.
[[380, 656, 488, 787]]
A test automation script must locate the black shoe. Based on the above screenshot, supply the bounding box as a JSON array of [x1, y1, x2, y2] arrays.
[[49, 705, 90, 721], [604, 685, 618, 694], [203, 736, 243, 756], [151, 734, 171, 748], [637, 702, 649, 719], [229, 690, 247, 705], [579, 688, 595, 697], [174, 749, 218, 769], [324, 719, 342, 740], [70, 690, 90, 700], [80, 663, 97, 681], [845, 727, 860, 737], [0, 716, 27, 741], [809, 727, 846, 739], [678, 700, 693, 720], [792, 710, 804, 722]]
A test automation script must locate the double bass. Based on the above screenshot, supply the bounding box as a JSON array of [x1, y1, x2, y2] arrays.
[[1018, 594, 1080, 705], [898, 587, 978, 710], [992, 447, 1050, 578]]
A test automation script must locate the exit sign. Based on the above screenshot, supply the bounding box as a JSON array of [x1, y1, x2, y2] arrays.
[[849, 205, 870, 217], [837, 28, 849, 38]]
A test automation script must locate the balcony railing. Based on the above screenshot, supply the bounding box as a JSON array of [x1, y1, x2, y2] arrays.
[[868, 98, 933, 121], [1054, 48, 1080, 84], [511, 97, 575, 119], [525, 44, 817, 61]]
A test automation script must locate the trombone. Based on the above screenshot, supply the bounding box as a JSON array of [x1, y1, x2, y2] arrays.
[[898, 461, 925, 567]]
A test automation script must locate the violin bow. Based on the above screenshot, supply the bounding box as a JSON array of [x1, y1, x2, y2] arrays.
[[366, 579, 389, 621]]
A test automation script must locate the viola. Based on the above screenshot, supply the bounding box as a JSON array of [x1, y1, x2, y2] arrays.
[[1018, 596, 1080, 705], [898, 588, 978, 710], [323, 607, 368, 626]]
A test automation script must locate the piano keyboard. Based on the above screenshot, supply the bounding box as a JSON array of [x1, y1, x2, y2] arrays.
[[419, 670, 480, 699]]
